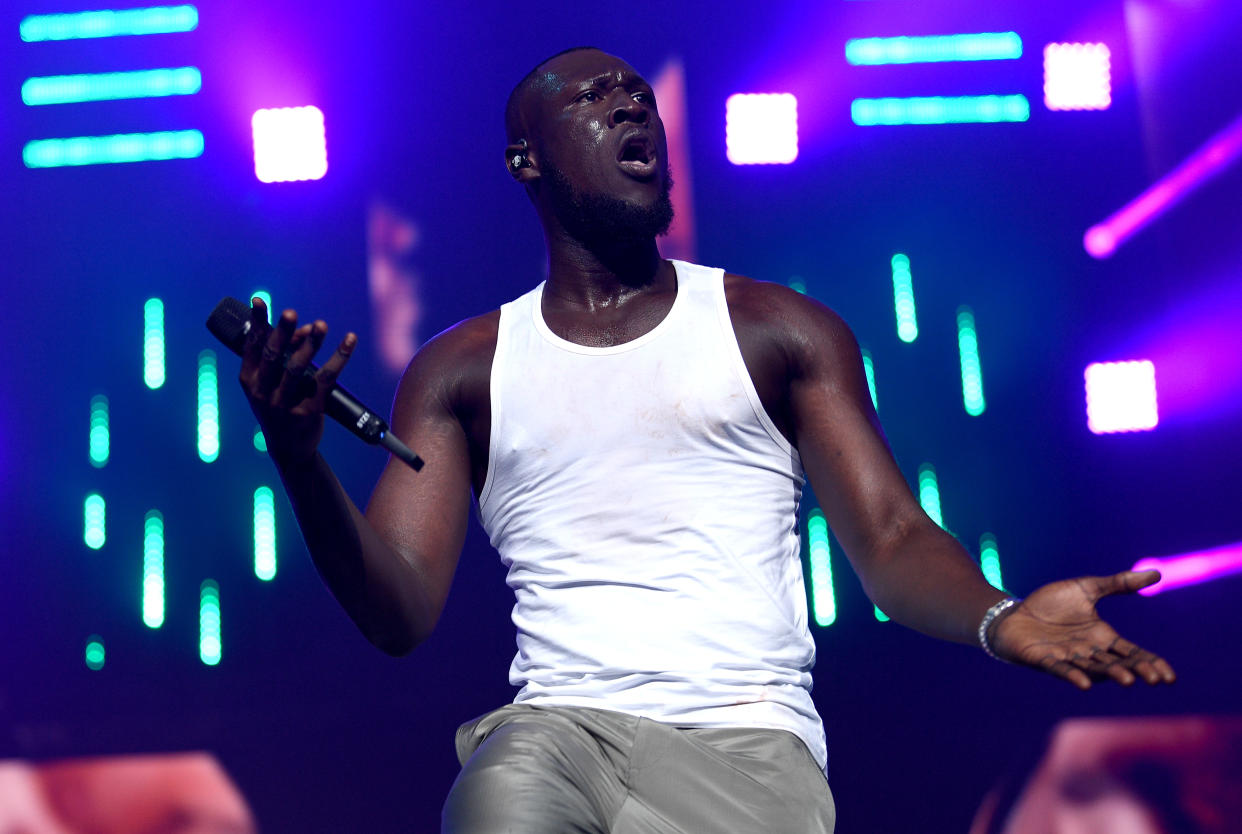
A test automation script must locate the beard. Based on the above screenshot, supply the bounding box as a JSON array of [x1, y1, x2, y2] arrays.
[[540, 160, 675, 250]]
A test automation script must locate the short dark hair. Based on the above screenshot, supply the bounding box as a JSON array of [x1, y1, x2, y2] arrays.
[[504, 46, 601, 142]]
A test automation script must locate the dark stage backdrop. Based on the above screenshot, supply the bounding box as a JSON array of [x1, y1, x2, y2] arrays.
[[2, 0, 1240, 830]]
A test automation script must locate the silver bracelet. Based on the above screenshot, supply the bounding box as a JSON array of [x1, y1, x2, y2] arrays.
[[978, 597, 1021, 661]]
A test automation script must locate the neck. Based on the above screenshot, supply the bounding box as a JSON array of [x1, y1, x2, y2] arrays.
[[543, 228, 669, 310]]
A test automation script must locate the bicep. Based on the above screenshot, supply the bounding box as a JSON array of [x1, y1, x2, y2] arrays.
[[788, 306, 928, 568], [364, 359, 474, 610]]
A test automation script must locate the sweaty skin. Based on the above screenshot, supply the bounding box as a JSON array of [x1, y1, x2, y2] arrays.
[[239, 49, 1175, 691]]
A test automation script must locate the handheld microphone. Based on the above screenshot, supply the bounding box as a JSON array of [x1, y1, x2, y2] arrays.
[[206, 296, 424, 471]]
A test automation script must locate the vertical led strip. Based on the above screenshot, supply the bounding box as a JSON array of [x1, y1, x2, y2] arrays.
[[142, 510, 165, 628], [891, 254, 918, 342], [89, 395, 109, 466], [144, 298, 165, 388], [200, 580, 221, 665], [254, 486, 276, 580], [980, 533, 1004, 590], [860, 349, 878, 411], [807, 509, 836, 626], [918, 463, 944, 527], [85, 635, 106, 670], [197, 349, 219, 462], [84, 493, 106, 549], [956, 307, 986, 416]]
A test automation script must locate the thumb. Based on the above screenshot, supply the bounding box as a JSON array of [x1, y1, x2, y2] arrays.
[[1096, 568, 1161, 599]]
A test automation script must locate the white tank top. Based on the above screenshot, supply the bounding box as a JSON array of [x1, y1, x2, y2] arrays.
[[478, 260, 825, 769]]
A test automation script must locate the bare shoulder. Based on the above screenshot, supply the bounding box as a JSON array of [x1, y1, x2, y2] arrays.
[[393, 310, 500, 418], [722, 273, 859, 373]]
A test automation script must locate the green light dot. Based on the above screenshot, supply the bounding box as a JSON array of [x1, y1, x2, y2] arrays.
[[84, 635, 105, 670]]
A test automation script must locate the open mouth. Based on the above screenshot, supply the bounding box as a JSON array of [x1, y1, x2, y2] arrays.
[[616, 134, 657, 178]]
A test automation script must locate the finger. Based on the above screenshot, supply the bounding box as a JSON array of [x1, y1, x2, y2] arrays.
[[1041, 655, 1092, 691], [240, 298, 271, 376], [1089, 648, 1137, 686], [274, 323, 319, 406], [1084, 569, 1161, 602], [1109, 637, 1176, 684], [311, 331, 357, 407], [256, 309, 298, 395]]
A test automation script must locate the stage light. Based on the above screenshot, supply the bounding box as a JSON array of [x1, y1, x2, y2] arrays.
[[1085, 360, 1158, 434], [90, 395, 109, 467], [143, 510, 165, 629], [253, 428, 267, 452], [860, 349, 878, 411], [1134, 540, 1242, 596], [197, 350, 219, 462], [252, 106, 328, 183], [874, 606, 889, 622], [788, 277, 806, 294], [1044, 43, 1110, 111], [144, 298, 165, 389], [20, 5, 198, 41], [726, 94, 798, 165], [23, 130, 203, 169], [84, 493, 106, 550], [980, 533, 1004, 590], [199, 580, 221, 665], [852, 96, 1030, 126], [891, 254, 918, 343], [22, 67, 200, 106], [956, 307, 986, 416], [254, 486, 276, 581], [807, 509, 836, 626], [85, 635, 105, 670], [918, 463, 944, 528], [845, 32, 1022, 65], [1084, 111, 1242, 258]]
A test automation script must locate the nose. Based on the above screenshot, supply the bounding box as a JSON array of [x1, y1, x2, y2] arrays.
[[608, 95, 649, 128]]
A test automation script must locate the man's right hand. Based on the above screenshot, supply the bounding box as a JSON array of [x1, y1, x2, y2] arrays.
[[238, 298, 357, 468]]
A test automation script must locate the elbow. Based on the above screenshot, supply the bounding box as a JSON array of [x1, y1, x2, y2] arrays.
[[365, 616, 436, 657]]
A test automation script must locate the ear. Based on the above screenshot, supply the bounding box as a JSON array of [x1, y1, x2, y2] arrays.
[[504, 139, 539, 183]]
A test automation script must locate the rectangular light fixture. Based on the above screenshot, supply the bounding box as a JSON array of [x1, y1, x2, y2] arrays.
[[24, 130, 203, 168], [1085, 360, 1158, 434], [20, 5, 198, 42], [846, 32, 1022, 65], [726, 93, 798, 165], [23, 67, 201, 106], [252, 106, 328, 183], [1044, 43, 1111, 111], [852, 95, 1030, 126]]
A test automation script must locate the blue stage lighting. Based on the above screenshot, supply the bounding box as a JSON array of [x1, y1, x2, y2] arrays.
[[852, 96, 1030, 126], [846, 32, 1022, 65], [24, 130, 204, 168], [23, 67, 201, 106], [20, 5, 198, 42]]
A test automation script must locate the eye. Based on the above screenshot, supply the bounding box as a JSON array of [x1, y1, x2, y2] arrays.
[[633, 91, 656, 107], [577, 90, 601, 103]]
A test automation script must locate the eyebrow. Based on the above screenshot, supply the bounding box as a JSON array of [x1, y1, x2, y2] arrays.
[[575, 70, 649, 90]]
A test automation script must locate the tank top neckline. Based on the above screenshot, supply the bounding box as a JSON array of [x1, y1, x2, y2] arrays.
[[531, 261, 688, 356]]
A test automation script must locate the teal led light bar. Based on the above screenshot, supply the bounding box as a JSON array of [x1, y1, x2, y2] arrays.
[[143, 298, 165, 389], [89, 395, 109, 466], [807, 509, 836, 626], [891, 254, 918, 343], [249, 290, 272, 323], [200, 580, 221, 665], [874, 605, 890, 622], [85, 635, 105, 670], [852, 96, 1030, 126], [254, 486, 276, 581], [860, 349, 878, 411], [20, 5, 198, 42], [846, 32, 1022, 66], [253, 428, 267, 452], [197, 349, 219, 462], [84, 493, 106, 550], [981, 533, 1004, 590], [918, 463, 944, 528], [956, 306, 986, 416], [143, 510, 165, 628], [23, 130, 204, 169], [23, 67, 201, 106]]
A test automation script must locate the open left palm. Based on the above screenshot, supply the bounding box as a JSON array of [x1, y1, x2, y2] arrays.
[[991, 569, 1177, 690]]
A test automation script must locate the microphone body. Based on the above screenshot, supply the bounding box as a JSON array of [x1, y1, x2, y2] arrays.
[[206, 297, 424, 471]]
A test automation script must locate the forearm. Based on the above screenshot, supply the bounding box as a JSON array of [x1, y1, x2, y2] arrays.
[[275, 452, 439, 655], [859, 519, 1008, 645]]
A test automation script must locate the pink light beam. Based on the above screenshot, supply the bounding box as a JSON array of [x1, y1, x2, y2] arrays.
[[1084, 110, 1242, 258], [1133, 540, 1242, 596]]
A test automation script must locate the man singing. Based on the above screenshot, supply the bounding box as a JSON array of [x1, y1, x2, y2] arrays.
[[237, 47, 1175, 833]]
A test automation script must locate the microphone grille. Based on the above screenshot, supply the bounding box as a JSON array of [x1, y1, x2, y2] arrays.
[[205, 297, 254, 356]]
